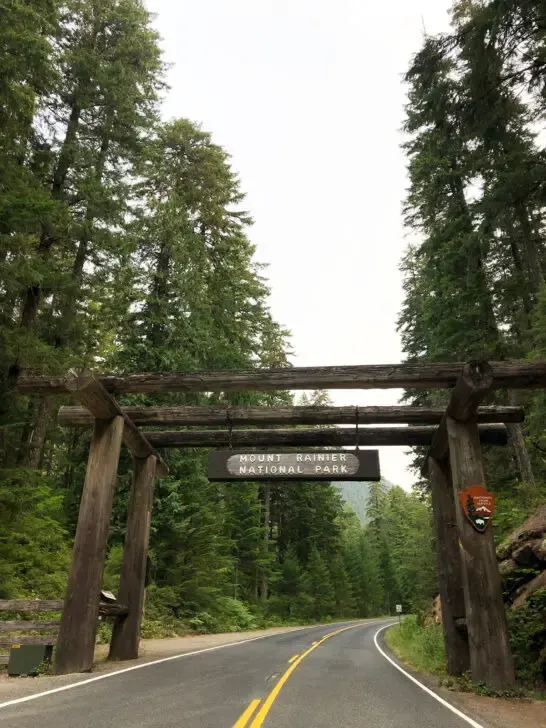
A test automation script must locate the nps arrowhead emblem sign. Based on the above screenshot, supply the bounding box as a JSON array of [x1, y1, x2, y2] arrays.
[[459, 485, 495, 533]]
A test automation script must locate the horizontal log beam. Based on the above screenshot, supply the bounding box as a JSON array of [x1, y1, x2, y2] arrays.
[[0, 600, 127, 617], [65, 371, 168, 477], [0, 600, 63, 613], [145, 425, 508, 448], [98, 602, 129, 618], [18, 360, 546, 395], [0, 635, 57, 646], [57, 404, 525, 428], [0, 621, 60, 632]]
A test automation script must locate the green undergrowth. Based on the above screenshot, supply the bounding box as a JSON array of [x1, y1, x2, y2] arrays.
[[385, 616, 446, 675], [386, 612, 546, 699], [136, 608, 363, 640]]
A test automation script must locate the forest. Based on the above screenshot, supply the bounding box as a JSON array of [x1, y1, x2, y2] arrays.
[[0, 0, 434, 636], [0, 0, 544, 681]]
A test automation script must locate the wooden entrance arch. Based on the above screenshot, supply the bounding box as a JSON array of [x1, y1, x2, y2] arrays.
[[18, 358, 546, 688]]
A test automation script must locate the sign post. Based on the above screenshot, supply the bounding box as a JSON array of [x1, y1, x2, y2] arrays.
[[208, 449, 380, 482], [396, 604, 402, 624]]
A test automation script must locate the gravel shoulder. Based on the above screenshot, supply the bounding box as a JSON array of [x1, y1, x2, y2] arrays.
[[0, 624, 308, 704], [379, 628, 544, 728], [449, 691, 546, 728]]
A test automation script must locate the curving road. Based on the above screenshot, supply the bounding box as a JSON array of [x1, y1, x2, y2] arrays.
[[0, 619, 482, 728]]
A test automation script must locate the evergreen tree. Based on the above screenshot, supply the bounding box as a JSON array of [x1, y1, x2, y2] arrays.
[[302, 548, 335, 621]]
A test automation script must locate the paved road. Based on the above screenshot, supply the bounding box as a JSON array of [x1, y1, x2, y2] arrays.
[[0, 619, 480, 727]]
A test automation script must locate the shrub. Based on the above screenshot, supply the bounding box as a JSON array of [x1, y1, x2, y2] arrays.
[[508, 588, 546, 688]]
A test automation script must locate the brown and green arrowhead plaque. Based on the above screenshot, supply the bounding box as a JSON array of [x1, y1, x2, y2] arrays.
[[459, 485, 495, 533]]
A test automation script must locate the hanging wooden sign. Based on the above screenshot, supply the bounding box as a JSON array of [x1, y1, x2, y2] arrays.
[[208, 449, 380, 482], [459, 485, 495, 532]]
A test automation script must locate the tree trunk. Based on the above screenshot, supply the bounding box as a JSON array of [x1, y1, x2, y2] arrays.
[[55, 121, 111, 349], [17, 101, 83, 340], [24, 396, 54, 469], [147, 242, 171, 350], [11, 7, 103, 382], [515, 201, 543, 293], [506, 390, 536, 487], [507, 229, 534, 329], [261, 483, 271, 602], [14, 399, 37, 467], [450, 172, 499, 345]]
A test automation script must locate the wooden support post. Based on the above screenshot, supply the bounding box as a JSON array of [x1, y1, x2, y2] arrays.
[[428, 457, 469, 676], [64, 370, 168, 477], [54, 415, 124, 674], [109, 455, 157, 661], [447, 416, 515, 690]]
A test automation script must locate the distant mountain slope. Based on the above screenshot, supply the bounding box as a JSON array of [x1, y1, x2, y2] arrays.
[[333, 479, 394, 524]]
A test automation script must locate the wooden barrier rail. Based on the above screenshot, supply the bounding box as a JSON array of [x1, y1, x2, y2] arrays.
[[0, 600, 129, 664]]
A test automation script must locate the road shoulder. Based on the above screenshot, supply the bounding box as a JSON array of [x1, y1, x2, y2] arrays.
[[378, 626, 545, 728], [0, 624, 309, 705]]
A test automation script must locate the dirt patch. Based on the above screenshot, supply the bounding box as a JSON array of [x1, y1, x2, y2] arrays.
[[448, 691, 545, 728]]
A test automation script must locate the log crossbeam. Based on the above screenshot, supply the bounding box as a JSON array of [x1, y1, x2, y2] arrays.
[[64, 370, 168, 477], [57, 404, 524, 428], [18, 359, 546, 395], [142, 425, 508, 449]]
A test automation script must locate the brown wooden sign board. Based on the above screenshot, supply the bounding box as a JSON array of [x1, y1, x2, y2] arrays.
[[208, 449, 380, 482]]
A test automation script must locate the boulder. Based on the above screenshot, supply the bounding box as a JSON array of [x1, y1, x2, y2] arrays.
[[499, 558, 518, 576], [512, 539, 544, 567], [533, 537, 546, 562]]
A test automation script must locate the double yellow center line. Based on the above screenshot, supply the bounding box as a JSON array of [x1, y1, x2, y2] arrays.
[[233, 623, 362, 728]]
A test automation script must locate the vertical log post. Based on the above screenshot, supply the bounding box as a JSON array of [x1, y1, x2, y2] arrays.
[[109, 454, 157, 661], [54, 415, 124, 674], [428, 457, 469, 675], [447, 416, 516, 690]]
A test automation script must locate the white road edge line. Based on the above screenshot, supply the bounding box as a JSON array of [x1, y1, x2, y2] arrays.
[[0, 620, 374, 711], [373, 624, 486, 728]]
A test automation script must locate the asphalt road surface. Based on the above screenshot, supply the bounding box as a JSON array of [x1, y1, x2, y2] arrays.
[[0, 619, 482, 728]]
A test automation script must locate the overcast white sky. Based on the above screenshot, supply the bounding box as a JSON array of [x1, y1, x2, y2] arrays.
[[147, 0, 454, 489]]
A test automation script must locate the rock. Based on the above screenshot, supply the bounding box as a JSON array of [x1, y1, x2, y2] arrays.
[[497, 504, 546, 561], [512, 539, 544, 567], [533, 537, 546, 562], [499, 558, 518, 576], [511, 571, 546, 610]]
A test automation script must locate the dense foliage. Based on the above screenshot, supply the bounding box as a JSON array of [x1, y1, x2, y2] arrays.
[[398, 0, 546, 687], [0, 0, 436, 636], [398, 0, 546, 521]]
